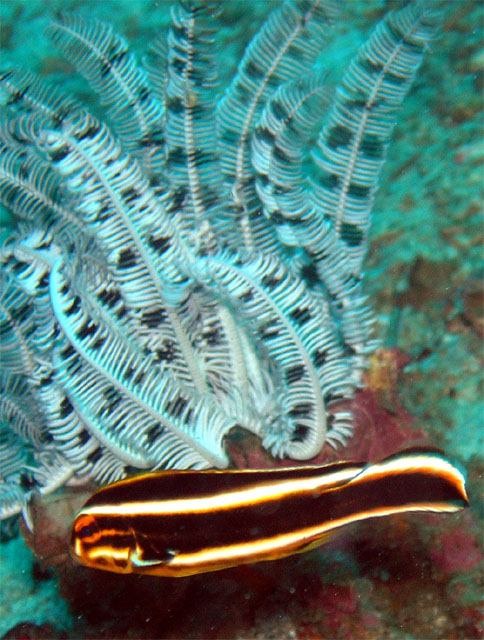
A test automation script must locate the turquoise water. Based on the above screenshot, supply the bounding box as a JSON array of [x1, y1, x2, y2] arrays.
[[0, 1, 482, 638]]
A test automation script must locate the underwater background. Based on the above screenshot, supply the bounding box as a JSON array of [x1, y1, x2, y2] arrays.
[[0, 0, 482, 638]]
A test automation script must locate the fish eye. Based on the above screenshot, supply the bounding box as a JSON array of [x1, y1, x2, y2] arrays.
[[78, 523, 95, 539], [74, 514, 98, 541]]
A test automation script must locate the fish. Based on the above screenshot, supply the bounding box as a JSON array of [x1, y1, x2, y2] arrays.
[[69, 449, 468, 577]]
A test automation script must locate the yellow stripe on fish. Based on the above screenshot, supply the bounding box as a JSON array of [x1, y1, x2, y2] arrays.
[[70, 449, 468, 577]]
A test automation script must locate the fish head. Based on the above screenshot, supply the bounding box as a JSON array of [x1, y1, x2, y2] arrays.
[[70, 510, 136, 574]]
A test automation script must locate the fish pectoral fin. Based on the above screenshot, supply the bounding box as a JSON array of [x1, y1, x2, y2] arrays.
[[130, 544, 177, 568]]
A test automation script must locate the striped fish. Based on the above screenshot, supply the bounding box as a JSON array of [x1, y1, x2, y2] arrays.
[[70, 449, 468, 577]]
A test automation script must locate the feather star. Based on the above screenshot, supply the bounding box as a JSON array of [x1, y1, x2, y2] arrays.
[[0, 0, 439, 520]]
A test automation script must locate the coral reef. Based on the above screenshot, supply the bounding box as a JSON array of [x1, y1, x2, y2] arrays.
[[5, 352, 479, 639], [0, 0, 482, 638]]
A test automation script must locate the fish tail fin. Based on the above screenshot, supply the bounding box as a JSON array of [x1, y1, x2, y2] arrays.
[[346, 448, 469, 515]]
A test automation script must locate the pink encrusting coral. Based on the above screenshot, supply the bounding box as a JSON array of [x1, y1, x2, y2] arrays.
[[431, 519, 483, 574]]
